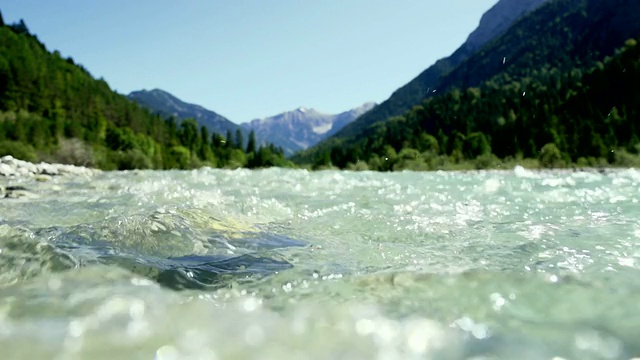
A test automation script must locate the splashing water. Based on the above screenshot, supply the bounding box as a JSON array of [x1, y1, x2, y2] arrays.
[[1, 167, 640, 359]]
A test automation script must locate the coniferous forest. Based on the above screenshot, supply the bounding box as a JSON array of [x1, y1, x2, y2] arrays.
[[0, 15, 290, 170], [297, 38, 640, 171], [293, 0, 640, 171]]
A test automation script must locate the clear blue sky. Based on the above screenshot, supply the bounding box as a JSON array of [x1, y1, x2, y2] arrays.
[[3, 0, 496, 123]]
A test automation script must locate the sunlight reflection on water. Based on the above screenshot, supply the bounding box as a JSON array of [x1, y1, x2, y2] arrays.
[[0, 167, 640, 359]]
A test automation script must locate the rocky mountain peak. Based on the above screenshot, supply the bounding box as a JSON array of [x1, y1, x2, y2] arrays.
[[464, 0, 551, 52], [241, 102, 376, 156]]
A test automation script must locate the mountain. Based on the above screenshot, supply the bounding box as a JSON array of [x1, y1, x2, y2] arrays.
[[128, 88, 375, 155], [128, 89, 242, 137], [326, 0, 551, 142], [464, 0, 551, 52], [294, 0, 640, 169], [241, 102, 376, 156], [0, 19, 286, 169]]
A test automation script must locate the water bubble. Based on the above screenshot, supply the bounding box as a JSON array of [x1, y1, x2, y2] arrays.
[[490, 293, 507, 311], [452, 317, 489, 339], [242, 297, 261, 312]]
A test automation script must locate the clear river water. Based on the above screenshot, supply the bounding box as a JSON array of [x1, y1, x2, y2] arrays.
[[1, 167, 639, 360]]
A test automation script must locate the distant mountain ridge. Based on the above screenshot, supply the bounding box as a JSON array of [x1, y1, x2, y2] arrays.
[[242, 102, 376, 156], [326, 0, 551, 141], [128, 88, 375, 156], [128, 89, 242, 136]]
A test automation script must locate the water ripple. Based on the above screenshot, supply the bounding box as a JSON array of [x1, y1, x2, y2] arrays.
[[1, 168, 640, 358]]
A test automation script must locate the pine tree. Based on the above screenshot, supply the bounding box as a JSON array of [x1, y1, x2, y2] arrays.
[[246, 130, 256, 154], [234, 129, 244, 149], [225, 130, 233, 148]]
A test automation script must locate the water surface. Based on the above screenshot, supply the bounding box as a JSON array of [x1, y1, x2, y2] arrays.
[[1, 167, 639, 359]]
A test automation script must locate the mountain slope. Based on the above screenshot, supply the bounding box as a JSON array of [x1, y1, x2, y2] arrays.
[[321, 37, 640, 170], [0, 19, 285, 169], [241, 102, 376, 156], [296, 0, 640, 165], [294, 0, 640, 169], [330, 0, 550, 141], [0, 20, 175, 168], [436, 0, 640, 91], [128, 89, 241, 137]]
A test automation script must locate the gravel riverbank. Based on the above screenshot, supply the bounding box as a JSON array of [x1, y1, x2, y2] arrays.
[[0, 155, 100, 178], [0, 155, 100, 199]]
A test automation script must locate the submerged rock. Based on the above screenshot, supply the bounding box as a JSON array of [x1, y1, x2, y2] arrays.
[[3, 186, 38, 199], [105, 254, 294, 290], [28, 219, 304, 290], [0, 185, 38, 199], [2, 221, 301, 290]]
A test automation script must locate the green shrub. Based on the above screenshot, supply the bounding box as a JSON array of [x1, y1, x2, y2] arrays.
[[474, 153, 500, 169], [114, 149, 153, 170], [0, 140, 37, 162], [346, 161, 370, 171], [225, 149, 247, 169], [539, 143, 564, 168], [169, 146, 191, 169], [613, 149, 640, 167], [49, 138, 96, 166]]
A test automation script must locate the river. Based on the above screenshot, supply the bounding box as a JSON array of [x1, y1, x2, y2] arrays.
[[1, 167, 639, 359]]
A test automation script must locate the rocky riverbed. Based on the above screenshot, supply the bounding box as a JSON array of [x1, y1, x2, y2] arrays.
[[0, 155, 100, 198], [0, 155, 100, 177]]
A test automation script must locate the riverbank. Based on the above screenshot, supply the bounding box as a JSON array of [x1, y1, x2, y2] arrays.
[[327, 150, 640, 173], [0, 155, 100, 178], [3, 152, 635, 179], [0, 155, 100, 198]]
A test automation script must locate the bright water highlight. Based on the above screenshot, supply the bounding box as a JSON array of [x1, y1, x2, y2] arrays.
[[1, 167, 640, 359]]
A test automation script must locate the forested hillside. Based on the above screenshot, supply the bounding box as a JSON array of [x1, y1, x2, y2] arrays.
[[128, 89, 245, 139], [0, 14, 289, 169], [331, 0, 550, 142], [304, 38, 640, 170], [295, 0, 640, 169]]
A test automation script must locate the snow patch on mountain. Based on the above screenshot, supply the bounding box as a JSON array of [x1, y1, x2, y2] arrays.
[[312, 123, 333, 135], [242, 102, 376, 156]]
